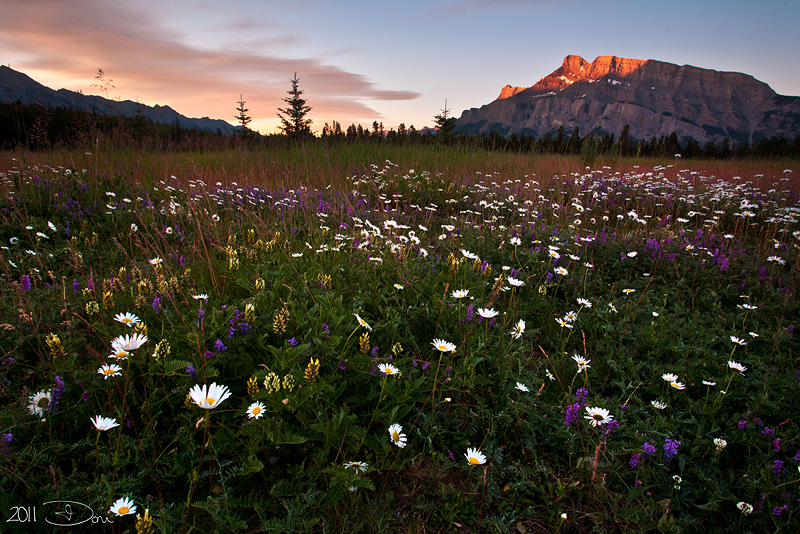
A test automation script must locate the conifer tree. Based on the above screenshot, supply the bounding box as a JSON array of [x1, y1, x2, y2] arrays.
[[277, 73, 313, 139], [235, 94, 252, 137], [433, 100, 457, 142]]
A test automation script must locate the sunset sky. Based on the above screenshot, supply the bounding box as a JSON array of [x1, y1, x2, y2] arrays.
[[2, 0, 799, 135]]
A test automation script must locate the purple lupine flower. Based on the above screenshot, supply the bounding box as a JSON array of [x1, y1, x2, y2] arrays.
[[464, 304, 474, 323], [643, 441, 657, 458], [73, 278, 80, 294], [20, 275, 31, 292], [289, 337, 298, 348], [773, 460, 785, 476], [663, 439, 681, 463], [773, 505, 789, 516], [338, 361, 345, 370], [197, 309, 205, 327], [1, 433, 11, 456], [371, 346, 379, 358], [204, 351, 213, 359], [773, 439, 781, 452], [412, 361, 418, 367], [603, 419, 620, 439], [81, 391, 89, 402], [575, 388, 588, 403], [186, 365, 197, 380], [422, 362, 430, 371], [48, 376, 66, 414], [564, 403, 581, 426], [738, 419, 749, 429], [629, 453, 640, 469], [321, 322, 329, 333], [214, 339, 227, 353], [793, 449, 800, 461], [152, 295, 163, 314], [763, 427, 775, 437]]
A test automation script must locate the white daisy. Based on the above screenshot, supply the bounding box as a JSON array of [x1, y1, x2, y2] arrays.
[[464, 447, 486, 465], [431, 339, 456, 352], [378, 364, 401, 376], [98, 363, 122, 379], [572, 355, 591, 373], [354, 313, 372, 331], [577, 298, 592, 308], [650, 400, 667, 410], [477, 308, 499, 319], [246, 402, 265, 419], [515, 382, 529, 392], [510, 319, 525, 339], [451, 289, 469, 299], [728, 360, 747, 375], [584, 406, 614, 427], [114, 312, 141, 328], [661, 373, 678, 383], [90, 415, 120, 431], [388, 423, 407, 448], [28, 389, 52, 417], [109, 497, 136, 516], [507, 277, 525, 287], [112, 333, 148, 352], [343, 461, 368, 472], [188, 383, 232, 409], [109, 348, 130, 360]]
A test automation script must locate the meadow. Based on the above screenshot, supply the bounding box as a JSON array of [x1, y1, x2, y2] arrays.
[[1, 144, 799, 533]]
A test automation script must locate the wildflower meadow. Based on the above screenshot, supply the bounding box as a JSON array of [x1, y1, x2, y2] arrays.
[[1, 146, 799, 533]]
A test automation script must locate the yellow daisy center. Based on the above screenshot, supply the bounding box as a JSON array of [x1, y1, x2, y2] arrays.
[[122, 318, 132, 323], [392, 431, 400, 441], [384, 368, 394, 374], [104, 369, 115, 375], [204, 398, 216, 405], [469, 457, 480, 465], [252, 407, 261, 415], [118, 506, 129, 514], [37, 398, 50, 409], [592, 414, 604, 421]]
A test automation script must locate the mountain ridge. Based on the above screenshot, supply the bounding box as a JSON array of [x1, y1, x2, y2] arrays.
[[0, 66, 235, 134], [459, 55, 800, 145]]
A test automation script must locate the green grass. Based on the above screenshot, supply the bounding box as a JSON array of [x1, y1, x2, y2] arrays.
[[0, 146, 799, 533]]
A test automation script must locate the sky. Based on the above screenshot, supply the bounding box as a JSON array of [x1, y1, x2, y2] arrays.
[[2, 0, 799, 135]]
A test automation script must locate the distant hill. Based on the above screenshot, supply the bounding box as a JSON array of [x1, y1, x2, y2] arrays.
[[0, 66, 235, 134], [455, 55, 800, 145]]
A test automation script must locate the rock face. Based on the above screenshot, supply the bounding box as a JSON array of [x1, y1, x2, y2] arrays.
[[457, 55, 800, 144], [0, 66, 235, 134]]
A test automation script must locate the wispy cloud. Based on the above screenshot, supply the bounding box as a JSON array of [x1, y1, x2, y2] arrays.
[[0, 0, 420, 128], [420, 0, 593, 22]]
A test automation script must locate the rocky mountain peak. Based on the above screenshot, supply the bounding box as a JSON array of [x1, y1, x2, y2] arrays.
[[498, 55, 648, 99], [457, 55, 800, 145]]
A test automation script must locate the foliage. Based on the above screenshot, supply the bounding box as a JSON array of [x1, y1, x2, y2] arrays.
[[0, 147, 799, 533]]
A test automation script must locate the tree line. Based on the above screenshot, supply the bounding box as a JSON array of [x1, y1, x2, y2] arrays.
[[2, 97, 798, 161]]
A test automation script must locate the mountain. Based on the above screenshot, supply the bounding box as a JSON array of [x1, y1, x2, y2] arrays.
[[455, 55, 800, 145], [0, 66, 235, 134]]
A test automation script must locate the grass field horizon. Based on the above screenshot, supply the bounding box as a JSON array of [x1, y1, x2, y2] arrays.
[[1, 144, 798, 533]]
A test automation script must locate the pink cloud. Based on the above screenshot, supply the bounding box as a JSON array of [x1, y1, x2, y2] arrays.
[[0, 0, 420, 127]]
